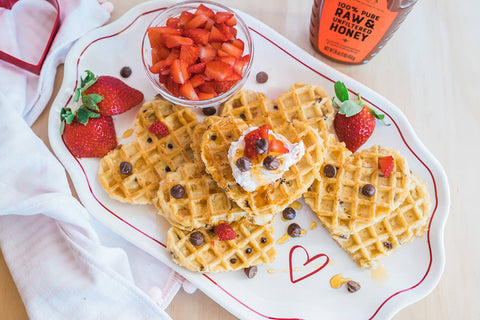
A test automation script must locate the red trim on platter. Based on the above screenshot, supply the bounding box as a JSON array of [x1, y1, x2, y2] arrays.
[[60, 8, 440, 320]]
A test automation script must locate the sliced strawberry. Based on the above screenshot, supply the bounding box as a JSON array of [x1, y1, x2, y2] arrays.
[[195, 4, 215, 18], [216, 49, 230, 57], [177, 11, 194, 28], [228, 26, 238, 38], [244, 125, 269, 159], [233, 58, 245, 75], [166, 17, 179, 28], [223, 71, 242, 82], [199, 81, 216, 94], [188, 62, 206, 74], [218, 23, 234, 41], [198, 92, 216, 100], [209, 25, 226, 42], [242, 54, 251, 63], [165, 77, 181, 97], [179, 80, 199, 100], [180, 44, 199, 66], [151, 46, 170, 64], [198, 45, 217, 62], [190, 74, 205, 87], [214, 12, 234, 24], [221, 42, 243, 58], [184, 14, 209, 29], [183, 28, 209, 45], [147, 27, 180, 47], [210, 41, 223, 50], [378, 156, 394, 178], [269, 137, 289, 154], [204, 18, 215, 30], [163, 35, 194, 48], [220, 56, 236, 66], [170, 59, 190, 84], [225, 15, 237, 27], [231, 39, 244, 50], [213, 80, 235, 94], [149, 49, 179, 74], [205, 60, 232, 81]]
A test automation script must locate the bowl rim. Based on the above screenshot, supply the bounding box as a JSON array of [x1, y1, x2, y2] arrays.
[[141, 0, 254, 108]]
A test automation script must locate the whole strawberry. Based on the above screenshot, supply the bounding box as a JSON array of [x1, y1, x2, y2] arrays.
[[74, 70, 144, 116], [61, 108, 117, 158], [332, 81, 389, 153]]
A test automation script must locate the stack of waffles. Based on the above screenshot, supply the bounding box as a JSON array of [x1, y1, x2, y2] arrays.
[[98, 83, 432, 272]]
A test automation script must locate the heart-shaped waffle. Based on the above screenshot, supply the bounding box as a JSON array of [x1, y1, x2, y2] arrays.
[[220, 83, 335, 134], [153, 162, 246, 230], [200, 116, 324, 225], [303, 134, 412, 238], [98, 99, 198, 204], [167, 218, 277, 273], [332, 174, 431, 268]]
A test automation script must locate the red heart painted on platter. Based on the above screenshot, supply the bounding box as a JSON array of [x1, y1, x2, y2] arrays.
[[289, 245, 329, 284], [0, 0, 60, 75]]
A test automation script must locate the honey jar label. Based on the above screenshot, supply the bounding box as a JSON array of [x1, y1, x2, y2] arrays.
[[316, 0, 398, 63]]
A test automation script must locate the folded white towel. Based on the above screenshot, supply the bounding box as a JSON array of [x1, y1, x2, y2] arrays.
[[0, 1, 189, 319]]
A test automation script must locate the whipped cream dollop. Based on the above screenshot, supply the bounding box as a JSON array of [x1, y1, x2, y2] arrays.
[[228, 127, 305, 192]]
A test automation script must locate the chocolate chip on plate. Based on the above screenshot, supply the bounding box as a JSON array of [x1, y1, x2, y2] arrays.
[[119, 161, 132, 174], [255, 138, 268, 155], [346, 280, 361, 293], [323, 164, 337, 178], [244, 266, 258, 279], [202, 107, 216, 116], [361, 184, 376, 197], [236, 157, 252, 172], [287, 223, 302, 238], [170, 184, 185, 199], [256, 71, 268, 83], [120, 66, 132, 78], [282, 207, 296, 220], [263, 155, 279, 170], [189, 231, 204, 246]]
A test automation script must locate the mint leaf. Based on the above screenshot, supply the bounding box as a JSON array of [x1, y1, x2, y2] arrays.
[[83, 93, 103, 111], [369, 108, 391, 126], [332, 97, 341, 109], [75, 70, 98, 103], [60, 108, 75, 124], [76, 107, 99, 125], [60, 121, 65, 135], [334, 81, 349, 102], [73, 88, 81, 103], [339, 100, 363, 117]]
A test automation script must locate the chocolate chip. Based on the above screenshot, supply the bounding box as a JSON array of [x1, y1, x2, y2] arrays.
[[120, 66, 132, 78], [263, 155, 279, 170], [240, 113, 246, 120], [273, 105, 279, 110], [260, 237, 267, 243], [245, 248, 252, 254], [236, 157, 252, 172], [165, 166, 171, 172], [287, 223, 302, 238], [147, 137, 153, 143], [119, 161, 132, 174], [255, 138, 268, 155], [383, 241, 393, 250], [244, 266, 258, 279], [202, 107, 216, 116], [362, 184, 376, 197], [346, 280, 361, 293], [230, 258, 237, 264], [323, 164, 337, 178], [256, 71, 268, 83], [211, 134, 217, 141], [170, 184, 185, 199], [282, 207, 296, 220], [189, 232, 204, 246], [167, 143, 173, 149]]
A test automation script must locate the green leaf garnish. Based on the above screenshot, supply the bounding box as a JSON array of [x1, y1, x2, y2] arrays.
[[332, 97, 341, 109], [334, 81, 349, 102], [338, 100, 363, 117], [74, 70, 99, 103], [76, 106, 100, 125], [369, 108, 391, 126], [60, 108, 75, 124], [83, 93, 103, 111]]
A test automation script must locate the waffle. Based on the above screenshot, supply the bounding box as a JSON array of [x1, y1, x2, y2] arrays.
[[220, 83, 335, 134], [191, 116, 222, 164], [167, 218, 277, 272], [304, 141, 412, 237], [200, 116, 324, 225], [154, 162, 246, 230], [332, 174, 432, 268], [98, 99, 198, 204]]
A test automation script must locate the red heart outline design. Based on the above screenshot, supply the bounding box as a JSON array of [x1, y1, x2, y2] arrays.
[[0, 0, 60, 75], [289, 245, 329, 284]]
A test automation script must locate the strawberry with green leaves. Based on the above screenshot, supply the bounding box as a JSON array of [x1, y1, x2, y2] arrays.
[[332, 81, 389, 153], [74, 70, 144, 116]]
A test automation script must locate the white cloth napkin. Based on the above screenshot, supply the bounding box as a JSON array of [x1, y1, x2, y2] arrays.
[[0, 1, 191, 319]]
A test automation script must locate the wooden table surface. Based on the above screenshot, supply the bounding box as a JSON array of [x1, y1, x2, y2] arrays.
[[1, 0, 478, 319]]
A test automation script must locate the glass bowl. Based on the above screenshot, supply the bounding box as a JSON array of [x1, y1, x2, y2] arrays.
[[141, 0, 254, 108]]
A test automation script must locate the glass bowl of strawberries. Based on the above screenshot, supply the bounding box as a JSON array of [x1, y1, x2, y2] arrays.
[[142, 0, 254, 108]]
